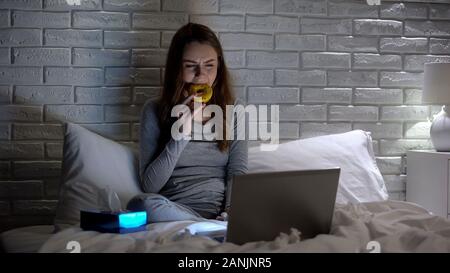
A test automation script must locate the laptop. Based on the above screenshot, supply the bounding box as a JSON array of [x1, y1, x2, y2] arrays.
[[224, 168, 340, 245]]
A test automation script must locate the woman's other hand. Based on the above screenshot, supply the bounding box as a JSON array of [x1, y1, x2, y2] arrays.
[[215, 208, 229, 221]]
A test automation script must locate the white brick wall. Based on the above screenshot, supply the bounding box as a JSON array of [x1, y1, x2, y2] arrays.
[[0, 0, 447, 231]]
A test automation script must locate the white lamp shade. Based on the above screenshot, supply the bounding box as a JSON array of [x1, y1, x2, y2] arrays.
[[423, 62, 450, 104]]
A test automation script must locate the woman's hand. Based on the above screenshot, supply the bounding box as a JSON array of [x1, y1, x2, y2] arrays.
[[177, 94, 205, 137], [216, 208, 229, 221], [183, 89, 206, 111], [183, 89, 208, 123]]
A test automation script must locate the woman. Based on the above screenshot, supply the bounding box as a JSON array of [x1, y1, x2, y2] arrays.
[[126, 23, 248, 223]]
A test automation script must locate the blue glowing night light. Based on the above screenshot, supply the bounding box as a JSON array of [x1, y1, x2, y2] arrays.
[[118, 211, 147, 229]]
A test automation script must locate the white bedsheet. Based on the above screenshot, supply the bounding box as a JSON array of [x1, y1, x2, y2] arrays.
[[38, 200, 450, 253], [1, 225, 55, 253]]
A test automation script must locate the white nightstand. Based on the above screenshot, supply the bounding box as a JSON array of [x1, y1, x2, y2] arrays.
[[406, 150, 450, 219]]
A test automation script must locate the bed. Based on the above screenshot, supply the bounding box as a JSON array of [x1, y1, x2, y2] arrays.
[[3, 200, 450, 253], [2, 123, 450, 253]]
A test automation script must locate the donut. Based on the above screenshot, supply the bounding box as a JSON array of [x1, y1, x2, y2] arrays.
[[189, 84, 213, 103]]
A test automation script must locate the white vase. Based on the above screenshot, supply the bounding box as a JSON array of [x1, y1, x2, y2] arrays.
[[430, 105, 450, 152]]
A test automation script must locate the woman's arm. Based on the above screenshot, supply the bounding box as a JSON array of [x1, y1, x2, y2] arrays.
[[224, 99, 249, 209], [224, 140, 248, 209], [139, 100, 190, 193]]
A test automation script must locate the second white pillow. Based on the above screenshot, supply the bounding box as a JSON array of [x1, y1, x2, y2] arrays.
[[248, 130, 388, 204]]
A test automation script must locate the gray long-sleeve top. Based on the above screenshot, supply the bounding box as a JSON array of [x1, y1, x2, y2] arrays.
[[139, 98, 248, 217]]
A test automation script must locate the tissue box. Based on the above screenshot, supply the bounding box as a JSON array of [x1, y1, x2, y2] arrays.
[[80, 210, 147, 234]]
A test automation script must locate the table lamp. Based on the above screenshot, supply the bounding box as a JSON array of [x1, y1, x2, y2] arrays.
[[423, 62, 450, 152]]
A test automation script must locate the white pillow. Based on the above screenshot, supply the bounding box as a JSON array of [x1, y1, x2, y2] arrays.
[[248, 130, 388, 204], [54, 123, 142, 227]]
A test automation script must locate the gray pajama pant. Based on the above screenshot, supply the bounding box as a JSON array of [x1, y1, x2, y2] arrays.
[[126, 193, 211, 223]]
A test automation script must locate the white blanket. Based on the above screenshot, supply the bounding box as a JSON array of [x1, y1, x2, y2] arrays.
[[38, 201, 450, 253]]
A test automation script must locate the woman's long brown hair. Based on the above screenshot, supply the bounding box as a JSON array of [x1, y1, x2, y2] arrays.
[[157, 23, 235, 153]]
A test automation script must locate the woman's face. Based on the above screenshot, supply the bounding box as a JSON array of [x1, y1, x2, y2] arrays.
[[182, 42, 218, 88]]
